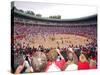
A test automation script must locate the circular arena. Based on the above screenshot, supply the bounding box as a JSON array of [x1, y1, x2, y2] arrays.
[[12, 10, 97, 49], [11, 9, 97, 73]]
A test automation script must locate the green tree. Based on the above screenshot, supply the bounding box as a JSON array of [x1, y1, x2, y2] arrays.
[[19, 9, 24, 13], [49, 15, 61, 19], [36, 14, 42, 17], [26, 11, 35, 15]]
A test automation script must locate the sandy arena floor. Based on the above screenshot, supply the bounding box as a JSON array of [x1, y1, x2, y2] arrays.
[[25, 34, 93, 48]]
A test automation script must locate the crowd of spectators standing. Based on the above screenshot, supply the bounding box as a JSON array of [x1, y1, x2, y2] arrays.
[[11, 16, 97, 74]]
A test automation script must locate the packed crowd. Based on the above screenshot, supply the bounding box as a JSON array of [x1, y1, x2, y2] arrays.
[[12, 40, 97, 74], [14, 21, 97, 40], [12, 17, 97, 74]]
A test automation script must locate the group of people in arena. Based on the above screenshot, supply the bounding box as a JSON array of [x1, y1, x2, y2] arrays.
[[12, 40, 97, 74], [12, 17, 97, 74], [14, 22, 96, 40], [12, 7, 97, 74]]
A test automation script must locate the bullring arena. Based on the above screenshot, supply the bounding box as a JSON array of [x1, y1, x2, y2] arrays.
[[12, 10, 97, 49], [11, 8, 97, 73]]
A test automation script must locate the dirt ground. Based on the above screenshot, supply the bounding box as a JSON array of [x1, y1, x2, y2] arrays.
[[25, 34, 93, 48]]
